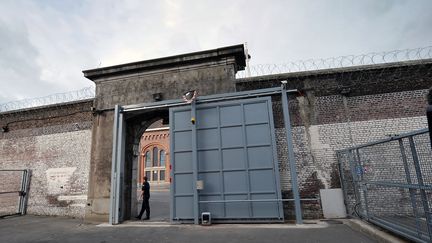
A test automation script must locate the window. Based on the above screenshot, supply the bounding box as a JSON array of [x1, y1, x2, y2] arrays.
[[160, 150, 166, 167], [142, 146, 168, 182], [160, 170, 165, 181], [152, 170, 158, 181], [153, 147, 159, 167], [145, 151, 151, 167]]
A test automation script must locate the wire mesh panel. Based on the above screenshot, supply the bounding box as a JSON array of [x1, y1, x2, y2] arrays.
[[338, 129, 432, 243]]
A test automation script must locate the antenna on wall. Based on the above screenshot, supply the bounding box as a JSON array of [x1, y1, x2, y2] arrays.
[[244, 42, 251, 78]]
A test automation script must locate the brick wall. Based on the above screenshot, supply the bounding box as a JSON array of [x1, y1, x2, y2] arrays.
[[276, 111, 428, 219], [1, 58, 431, 221], [138, 128, 170, 184], [237, 60, 432, 219], [0, 100, 93, 218]]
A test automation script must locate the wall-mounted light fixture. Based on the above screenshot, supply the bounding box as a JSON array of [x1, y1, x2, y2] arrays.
[[152, 93, 163, 102], [1, 125, 9, 133], [182, 90, 197, 103]]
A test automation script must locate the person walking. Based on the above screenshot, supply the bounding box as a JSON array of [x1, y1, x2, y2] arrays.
[[136, 176, 150, 220]]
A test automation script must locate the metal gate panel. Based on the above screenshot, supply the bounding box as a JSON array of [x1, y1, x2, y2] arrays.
[[109, 105, 126, 224], [170, 109, 194, 220], [170, 97, 283, 222], [0, 169, 30, 217]]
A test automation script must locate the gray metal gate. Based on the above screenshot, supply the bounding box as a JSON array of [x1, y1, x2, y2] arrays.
[[170, 97, 284, 223], [0, 169, 31, 217], [338, 128, 432, 243], [109, 86, 302, 225]]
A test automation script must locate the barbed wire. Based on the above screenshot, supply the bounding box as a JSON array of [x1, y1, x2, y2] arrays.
[[0, 86, 95, 113], [237, 46, 432, 78], [1, 46, 431, 113]]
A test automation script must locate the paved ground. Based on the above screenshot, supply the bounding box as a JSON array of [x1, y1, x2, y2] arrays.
[[0, 215, 377, 243], [135, 190, 170, 222]]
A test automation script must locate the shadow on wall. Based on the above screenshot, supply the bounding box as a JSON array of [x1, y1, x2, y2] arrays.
[[282, 171, 325, 220]]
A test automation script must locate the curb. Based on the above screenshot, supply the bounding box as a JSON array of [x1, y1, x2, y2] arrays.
[[343, 219, 408, 243], [97, 221, 329, 229]]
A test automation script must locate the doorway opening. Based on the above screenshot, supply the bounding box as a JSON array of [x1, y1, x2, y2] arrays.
[[135, 119, 170, 222], [112, 108, 171, 224]]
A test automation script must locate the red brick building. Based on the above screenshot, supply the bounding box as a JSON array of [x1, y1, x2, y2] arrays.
[[138, 127, 170, 185]]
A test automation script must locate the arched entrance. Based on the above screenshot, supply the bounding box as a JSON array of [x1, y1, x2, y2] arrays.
[[136, 120, 171, 222]]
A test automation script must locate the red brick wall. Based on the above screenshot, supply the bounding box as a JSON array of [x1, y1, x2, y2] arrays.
[[138, 128, 170, 184]]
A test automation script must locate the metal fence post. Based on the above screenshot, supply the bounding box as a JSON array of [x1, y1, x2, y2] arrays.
[[18, 170, 26, 215], [409, 136, 432, 240], [21, 169, 31, 215], [191, 100, 199, 225], [281, 85, 302, 224], [399, 139, 423, 238], [427, 105, 432, 150]]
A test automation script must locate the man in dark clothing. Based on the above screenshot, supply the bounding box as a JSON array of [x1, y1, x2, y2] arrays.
[[136, 176, 150, 220]]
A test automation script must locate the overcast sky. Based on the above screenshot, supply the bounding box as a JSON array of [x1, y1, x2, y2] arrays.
[[0, 0, 431, 103]]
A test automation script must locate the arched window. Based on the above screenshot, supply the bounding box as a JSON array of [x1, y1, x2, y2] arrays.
[[145, 151, 151, 167], [160, 150, 166, 167], [153, 147, 159, 167]]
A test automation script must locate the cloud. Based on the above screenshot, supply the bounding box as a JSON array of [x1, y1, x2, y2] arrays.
[[0, 0, 431, 103], [0, 18, 55, 103]]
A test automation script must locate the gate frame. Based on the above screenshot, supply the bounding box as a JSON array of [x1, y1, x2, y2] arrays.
[[337, 128, 432, 243], [109, 86, 303, 224], [0, 169, 31, 217]]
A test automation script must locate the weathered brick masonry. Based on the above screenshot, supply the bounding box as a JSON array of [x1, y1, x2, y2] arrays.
[[236, 60, 432, 218], [1, 44, 431, 221], [0, 100, 93, 218]]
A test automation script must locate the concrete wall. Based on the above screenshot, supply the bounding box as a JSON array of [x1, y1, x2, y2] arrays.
[[0, 100, 93, 218], [93, 63, 237, 110]]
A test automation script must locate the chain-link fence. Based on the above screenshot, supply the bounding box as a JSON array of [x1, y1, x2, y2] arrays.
[[337, 129, 432, 243]]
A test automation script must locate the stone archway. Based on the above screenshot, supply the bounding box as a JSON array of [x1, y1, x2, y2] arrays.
[[122, 109, 169, 221]]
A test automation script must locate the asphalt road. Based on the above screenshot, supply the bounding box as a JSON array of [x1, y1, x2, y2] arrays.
[[0, 215, 377, 243]]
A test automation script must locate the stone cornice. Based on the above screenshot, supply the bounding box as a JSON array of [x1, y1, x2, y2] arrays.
[[83, 44, 246, 81]]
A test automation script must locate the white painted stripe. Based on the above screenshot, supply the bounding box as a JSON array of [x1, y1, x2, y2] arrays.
[[69, 203, 86, 207], [145, 127, 169, 132], [57, 195, 88, 201]]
